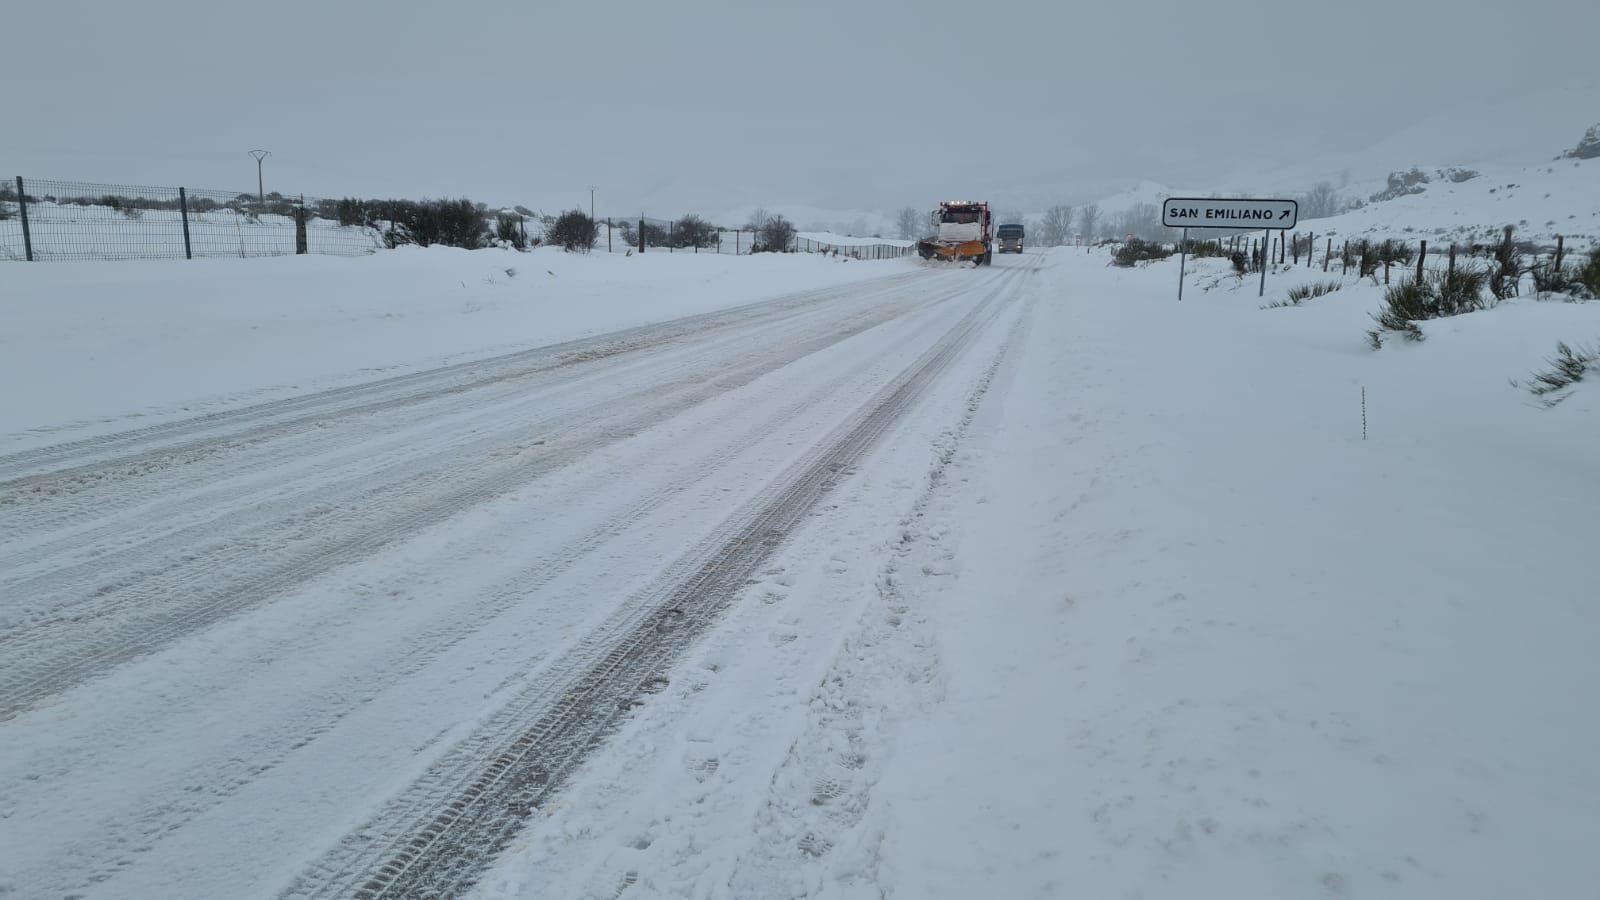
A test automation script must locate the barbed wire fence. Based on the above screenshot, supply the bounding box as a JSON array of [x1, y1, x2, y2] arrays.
[[1, 177, 384, 261]]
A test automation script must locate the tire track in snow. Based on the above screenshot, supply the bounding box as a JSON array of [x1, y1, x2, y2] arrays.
[[0, 273, 932, 539], [278, 264, 1031, 900], [0, 272, 932, 485], [0, 276, 961, 722], [5, 290, 984, 900], [724, 279, 1034, 899]]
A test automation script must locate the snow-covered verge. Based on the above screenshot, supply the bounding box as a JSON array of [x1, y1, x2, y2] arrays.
[[472, 247, 1598, 899], [0, 246, 913, 451], [874, 250, 1599, 899]]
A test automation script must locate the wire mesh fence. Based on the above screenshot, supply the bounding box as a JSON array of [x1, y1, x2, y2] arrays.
[[1, 177, 384, 261], [592, 215, 914, 259], [0, 176, 918, 263]]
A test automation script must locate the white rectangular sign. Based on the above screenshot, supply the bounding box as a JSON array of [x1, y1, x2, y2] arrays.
[[1162, 197, 1298, 230]]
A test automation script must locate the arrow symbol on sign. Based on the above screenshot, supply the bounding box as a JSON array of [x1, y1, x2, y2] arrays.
[[1278, 209, 1291, 220]]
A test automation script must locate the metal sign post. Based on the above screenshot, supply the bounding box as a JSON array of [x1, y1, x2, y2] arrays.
[[1177, 227, 1188, 302], [1161, 198, 1298, 301], [1260, 229, 1270, 297]]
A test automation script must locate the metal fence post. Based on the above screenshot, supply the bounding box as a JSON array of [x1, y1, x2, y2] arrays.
[[179, 187, 193, 259], [294, 203, 308, 255], [16, 177, 34, 261], [1258, 229, 1269, 297]]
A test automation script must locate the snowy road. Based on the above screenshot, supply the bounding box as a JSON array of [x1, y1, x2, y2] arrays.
[[0, 255, 1038, 899]]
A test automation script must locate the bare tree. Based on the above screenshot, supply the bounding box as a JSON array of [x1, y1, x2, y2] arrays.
[[1039, 205, 1073, 246], [1111, 203, 1168, 242], [1299, 181, 1340, 220], [746, 206, 772, 233], [1078, 203, 1100, 242], [757, 214, 796, 252], [894, 206, 924, 240]]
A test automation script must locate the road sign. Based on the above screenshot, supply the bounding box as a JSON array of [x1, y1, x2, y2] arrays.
[[1162, 197, 1297, 230]]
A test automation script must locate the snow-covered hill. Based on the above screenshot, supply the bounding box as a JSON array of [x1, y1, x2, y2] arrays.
[[1077, 82, 1599, 247]]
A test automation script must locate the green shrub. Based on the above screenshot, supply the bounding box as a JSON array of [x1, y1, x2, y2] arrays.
[[495, 212, 528, 250], [1111, 238, 1173, 267], [1290, 280, 1343, 302], [547, 209, 598, 252], [1369, 266, 1489, 345], [1488, 226, 1522, 300], [1575, 248, 1600, 298], [370, 198, 489, 249], [1518, 340, 1599, 406], [1264, 280, 1343, 309], [1177, 238, 1225, 258], [335, 197, 366, 228], [1531, 260, 1576, 296], [1434, 266, 1489, 316], [671, 214, 718, 249]]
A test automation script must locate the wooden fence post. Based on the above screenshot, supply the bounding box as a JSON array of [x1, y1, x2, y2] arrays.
[[1416, 240, 1426, 282], [1384, 258, 1391, 285], [1342, 240, 1348, 275], [1555, 234, 1565, 271], [1449, 243, 1456, 274], [1324, 238, 1330, 272]]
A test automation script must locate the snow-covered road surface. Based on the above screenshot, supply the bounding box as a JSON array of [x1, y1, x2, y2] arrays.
[[0, 255, 1037, 899]]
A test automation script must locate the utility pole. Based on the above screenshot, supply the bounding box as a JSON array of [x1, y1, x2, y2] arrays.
[[588, 185, 596, 223], [249, 150, 271, 204]]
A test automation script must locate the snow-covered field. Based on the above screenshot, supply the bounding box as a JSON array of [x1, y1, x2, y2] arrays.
[[0, 247, 899, 450], [2, 225, 1596, 899]]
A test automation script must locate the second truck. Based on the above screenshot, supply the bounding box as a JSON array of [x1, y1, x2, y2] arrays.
[[916, 200, 993, 265]]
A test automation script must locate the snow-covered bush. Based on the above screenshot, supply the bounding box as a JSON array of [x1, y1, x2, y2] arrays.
[[1368, 267, 1490, 346], [1111, 239, 1172, 267]]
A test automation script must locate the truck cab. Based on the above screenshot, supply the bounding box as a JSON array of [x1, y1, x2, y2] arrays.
[[997, 223, 1024, 253], [916, 201, 993, 265]]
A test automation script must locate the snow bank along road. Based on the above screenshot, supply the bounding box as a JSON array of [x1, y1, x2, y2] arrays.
[[0, 253, 1039, 899]]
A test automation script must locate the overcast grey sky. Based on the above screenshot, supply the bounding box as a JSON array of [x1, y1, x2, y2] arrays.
[[5, 0, 1596, 221]]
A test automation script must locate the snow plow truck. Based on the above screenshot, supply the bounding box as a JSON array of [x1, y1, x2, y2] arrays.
[[916, 200, 992, 265]]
